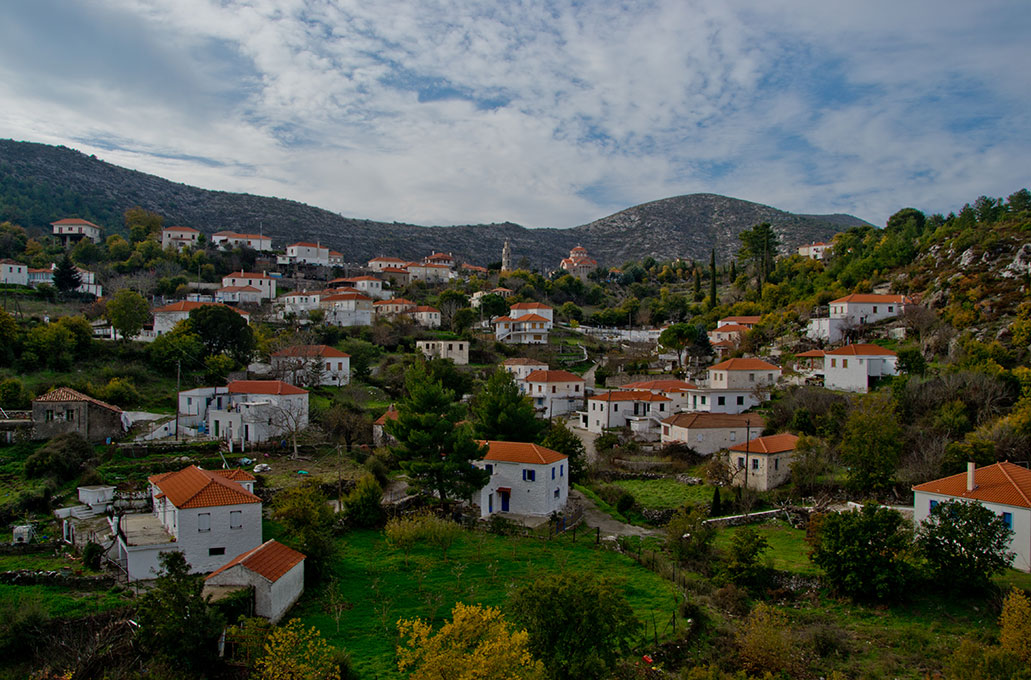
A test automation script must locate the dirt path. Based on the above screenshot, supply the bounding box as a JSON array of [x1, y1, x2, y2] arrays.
[[570, 489, 662, 539]]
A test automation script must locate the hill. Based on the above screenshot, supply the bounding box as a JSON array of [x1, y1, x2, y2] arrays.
[[0, 139, 870, 268]]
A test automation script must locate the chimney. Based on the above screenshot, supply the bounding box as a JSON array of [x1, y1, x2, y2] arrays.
[[967, 461, 976, 492]]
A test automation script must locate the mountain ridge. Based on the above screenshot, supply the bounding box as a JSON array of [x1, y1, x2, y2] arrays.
[[0, 139, 871, 269]]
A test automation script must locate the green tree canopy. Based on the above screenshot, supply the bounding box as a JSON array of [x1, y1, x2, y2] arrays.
[[471, 368, 543, 442], [809, 504, 913, 601], [51, 254, 81, 293], [658, 322, 710, 370], [509, 571, 641, 680], [538, 420, 587, 482], [479, 293, 510, 319], [124, 206, 164, 243], [186, 303, 255, 364], [386, 363, 489, 509], [917, 499, 1014, 588], [737, 222, 779, 294], [105, 288, 150, 341], [840, 393, 903, 495]]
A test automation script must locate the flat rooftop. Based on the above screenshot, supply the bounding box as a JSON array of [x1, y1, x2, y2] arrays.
[[119, 513, 175, 547]]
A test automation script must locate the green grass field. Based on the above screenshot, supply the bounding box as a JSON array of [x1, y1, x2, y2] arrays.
[[612, 478, 715, 510], [292, 528, 679, 678], [713, 520, 819, 574], [0, 584, 131, 619]]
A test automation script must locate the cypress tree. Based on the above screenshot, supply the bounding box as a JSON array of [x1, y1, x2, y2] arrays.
[[710, 486, 722, 517], [709, 249, 717, 307]]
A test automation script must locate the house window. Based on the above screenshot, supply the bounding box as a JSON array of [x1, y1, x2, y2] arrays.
[[560, 465, 564, 477], [701, 396, 707, 405], [613, 404, 618, 412], [888, 306, 894, 313], [198, 513, 211, 532], [929, 500, 938, 511], [729, 431, 736, 442], [717, 396, 726, 406], [65, 409, 74, 421], [552, 467, 556, 480], [45, 409, 54, 422], [552, 386, 556, 393], [752, 459, 759, 470], [522, 469, 536, 482], [187, 397, 192, 406], [736, 396, 744, 406], [208, 547, 226, 556], [575, 385, 580, 392], [696, 433, 704, 442], [554, 488, 560, 499], [774, 458, 779, 471], [737, 457, 745, 469], [1002, 512, 1012, 528], [486, 464, 493, 475], [749, 373, 755, 382], [230, 510, 242, 529], [830, 359, 837, 368], [843, 359, 848, 368]]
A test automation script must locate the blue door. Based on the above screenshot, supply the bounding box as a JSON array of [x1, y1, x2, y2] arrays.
[[500, 491, 510, 512]]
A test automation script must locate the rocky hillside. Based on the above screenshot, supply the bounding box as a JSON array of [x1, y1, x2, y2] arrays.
[[0, 139, 869, 268]]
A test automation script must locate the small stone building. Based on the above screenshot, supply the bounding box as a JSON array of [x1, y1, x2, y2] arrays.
[[32, 387, 124, 442], [205, 539, 306, 623]]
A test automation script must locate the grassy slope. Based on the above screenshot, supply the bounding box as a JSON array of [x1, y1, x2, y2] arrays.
[[613, 478, 715, 510], [291, 528, 678, 678]]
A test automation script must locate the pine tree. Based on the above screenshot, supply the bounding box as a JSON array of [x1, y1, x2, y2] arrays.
[[387, 363, 490, 509], [51, 254, 81, 293], [472, 368, 544, 441]]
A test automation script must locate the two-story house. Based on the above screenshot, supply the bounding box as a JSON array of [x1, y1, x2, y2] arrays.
[[685, 358, 781, 413], [808, 293, 909, 342], [161, 226, 201, 250], [320, 291, 374, 327], [211, 231, 273, 251], [502, 358, 549, 382], [660, 412, 764, 455], [474, 441, 568, 518], [0, 259, 28, 286], [329, 276, 390, 299], [271, 345, 350, 386], [823, 344, 898, 393], [113, 465, 262, 581], [207, 380, 309, 446], [523, 370, 585, 417], [726, 433, 799, 491], [221, 271, 276, 301], [417, 339, 469, 365], [32, 387, 125, 442], [152, 301, 250, 337], [282, 242, 330, 266], [51, 218, 102, 245], [621, 379, 697, 413], [580, 390, 672, 438]]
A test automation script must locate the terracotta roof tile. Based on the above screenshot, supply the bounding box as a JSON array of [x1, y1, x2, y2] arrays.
[[479, 440, 566, 465], [711, 323, 750, 333], [662, 412, 764, 429], [729, 433, 798, 454], [34, 387, 121, 413], [206, 539, 305, 582], [622, 379, 697, 392], [709, 358, 781, 372], [719, 316, 762, 324], [525, 369, 584, 383], [825, 343, 897, 357], [272, 345, 350, 359], [51, 218, 101, 228], [510, 302, 553, 310], [830, 293, 909, 304], [589, 390, 670, 402], [912, 462, 1031, 509], [148, 466, 260, 508], [374, 404, 399, 426], [227, 380, 308, 396]]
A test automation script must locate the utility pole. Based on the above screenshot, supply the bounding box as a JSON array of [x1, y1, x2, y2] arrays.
[[174, 359, 181, 441]]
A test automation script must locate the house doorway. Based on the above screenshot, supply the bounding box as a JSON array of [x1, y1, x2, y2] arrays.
[[499, 489, 510, 512]]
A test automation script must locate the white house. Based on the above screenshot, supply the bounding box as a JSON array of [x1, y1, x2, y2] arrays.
[[25, 263, 102, 296], [320, 291, 374, 327], [221, 271, 276, 301], [51, 218, 102, 245], [684, 358, 781, 414], [471, 288, 514, 308], [329, 276, 390, 299], [798, 242, 832, 260], [208, 380, 309, 446], [660, 412, 764, 455], [717, 315, 761, 329], [580, 390, 672, 437], [282, 242, 330, 267], [205, 539, 306, 623], [494, 305, 553, 344], [113, 466, 262, 581], [823, 344, 898, 393], [367, 256, 407, 272], [276, 291, 322, 319], [726, 433, 799, 491], [502, 358, 549, 382], [621, 379, 697, 413], [373, 298, 416, 318], [424, 252, 456, 269], [271, 345, 350, 386], [406, 262, 452, 283], [913, 462, 1031, 572], [211, 231, 273, 251], [0, 259, 28, 286], [417, 339, 469, 365], [509, 302, 554, 323], [373, 405, 398, 446], [808, 293, 909, 342], [161, 226, 200, 250], [152, 301, 250, 337], [523, 369, 585, 417], [475, 441, 568, 518], [708, 323, 750, 345], [215, 286, 263, 305], [412, 306, 442, 328]]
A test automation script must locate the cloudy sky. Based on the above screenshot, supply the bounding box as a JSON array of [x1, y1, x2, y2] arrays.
[[1, 1, 1028, 228]]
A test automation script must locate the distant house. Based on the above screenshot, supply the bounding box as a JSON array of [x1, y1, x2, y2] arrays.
[[727, 433, 799, 491], [320, 291, 374, 327], [367, 256, 407, 272], [660, 412, 764, 455], [417, 339, 469, 365], [717, 316, 761, 329], [471, 287, 514, 307], [0, 259, 28, 286], [502, 358, 549, 382], [271, 345, 350, 386], [329, 250, 344, 266], [474, 441, 568, 518], [685, 358, 781, 414], [823, 344, 898, 393], [372, 404, 399, 446], [205, 539, 306, 623], [205, 380, 309, 446], [794, 349, 826, 378], [161, 226, 201, 250], [32, 387, 124, 442], [211, 231, 273, 251], [275, 291, 322, 319], [424, 252, 456, 268], [152, 301, 250, 337], [494, 304, 554, 345], [329, 276, 389, 299], [580, 390, 672, 438], [913, 462, 1031, 572], [621, 379, 697, 413], [412, 306, 442, 328], [798, 242, 831, 260], [215, 286, 263, 305], [708, 323, 750, 345], [523, 369, 585, 417], [373, 298, 416, 318], [51, 218, 102, 245], [221, 271, 276, 301], [25, 263, 102, 296], [113, 465, 261, 581], [281, 242, 330, 267], [808, 293, 910, 342], [406, 262, 451, 283]]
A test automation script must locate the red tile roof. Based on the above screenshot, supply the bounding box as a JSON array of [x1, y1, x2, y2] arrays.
[[729, 433, 798, 454], [206, 539, 305, 582], [370, 257, 406, 263], [912, 462, 1031, 509], [709, 358, 780, 371], [662, 412, 765, 429], [589, 390, 670, 402], [525, 369, 584, 383], [510, 302, 553, 311], [226, 380, 308, 396], [225, 270, 273, 279], [374, 404, 399, 426], [153, 301, 249, 316], [413, 306, 440, 313], [830, 293, 908, 304], [795, 349, 826, 358], [711, 323, 750, 333], [214, 231, 269, 240], [33, 387, 122, 413], [503, 358, 548, 366], [322, 292, 373, 302], [51, 218, 101, 228], [149, 466, 260, 508], [825, 343, 897, 357], [479, 441, 566, 465], [272, 344, 350, 359], [719, 316, 762, 324], [164, 226, 199, 233], [217, 285, 261, 293]]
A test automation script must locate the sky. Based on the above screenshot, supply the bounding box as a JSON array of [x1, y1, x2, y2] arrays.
[[1, 1, 1029, 229]]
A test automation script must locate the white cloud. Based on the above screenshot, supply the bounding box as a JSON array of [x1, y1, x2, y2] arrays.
[[0, 0, 1027, 228]]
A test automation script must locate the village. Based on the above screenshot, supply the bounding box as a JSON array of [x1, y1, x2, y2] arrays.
[[1, 202, 1031, 680]]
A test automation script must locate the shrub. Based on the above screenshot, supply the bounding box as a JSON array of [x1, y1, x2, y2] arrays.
[[0, 592, 49, 655], [0, 377, 30, 409], [364, 454, 390, 487], [24, 433, 96, 482], [344, 474, 386, 528], [735, 603, 802, 676], [82, 541, 104, 571], [97, 376, 142, 407], [615, 489, 636, 515]]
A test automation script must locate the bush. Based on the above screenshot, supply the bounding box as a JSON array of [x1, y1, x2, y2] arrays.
[[97, 376, 142, 407], [712, 583, 751, 617], [345, 474, 386, 528], [82, 541, 104, 571], [615, 490, 635, 515], [0, 592, 49, 655], [0, 377, 30, 409], [24, 433, 96, 482], [364, 454, 390, 487], [735, 603, 802, 676]]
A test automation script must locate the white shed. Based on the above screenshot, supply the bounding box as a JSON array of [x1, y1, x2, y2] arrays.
[[205, 540, 306, 623]]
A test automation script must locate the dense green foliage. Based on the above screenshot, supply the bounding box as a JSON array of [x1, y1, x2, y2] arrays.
[[917, 499, 1015, 588], [471, 368, 543, 441]]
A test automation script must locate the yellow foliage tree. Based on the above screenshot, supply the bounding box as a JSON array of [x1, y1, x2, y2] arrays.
[[999, 588, 1031, 664], [735, 603, 801, 677], [397, 603, 544, 680], [254, 618, 341, 680]]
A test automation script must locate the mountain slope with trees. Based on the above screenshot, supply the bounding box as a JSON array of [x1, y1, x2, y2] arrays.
[[0, 139, 866, 268]]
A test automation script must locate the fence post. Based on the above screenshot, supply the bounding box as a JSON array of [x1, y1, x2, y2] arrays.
[[596, 527, 600, 545]]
